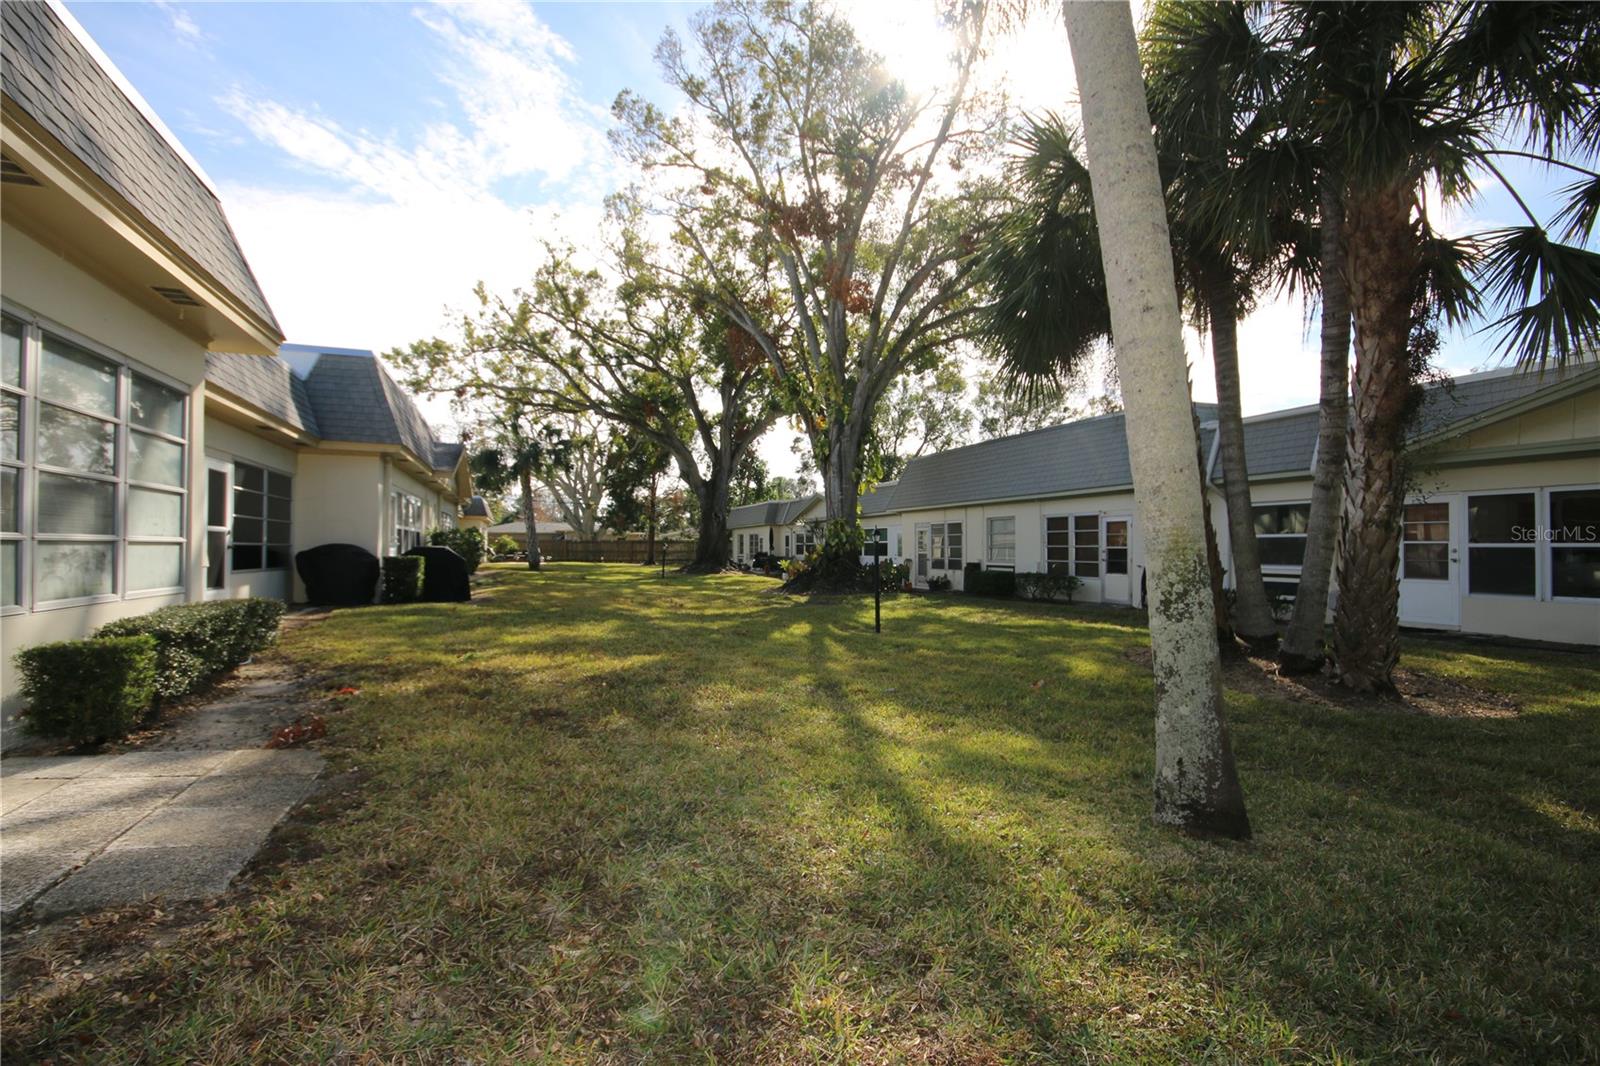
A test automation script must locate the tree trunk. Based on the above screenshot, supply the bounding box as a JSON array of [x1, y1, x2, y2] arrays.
[[689, 474, 732, 572], [1208, 295, 1277, 651], [519, 469, 541, 572], [1280, 177, 1351, 674], [1331, 184, 1418, 694], [645, 469, 658, 566], [1065, 0, 1249, 838], [821, 421, 863, 526]]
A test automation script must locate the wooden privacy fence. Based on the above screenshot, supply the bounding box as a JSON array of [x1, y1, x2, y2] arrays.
[[535, 539, 698, 564]]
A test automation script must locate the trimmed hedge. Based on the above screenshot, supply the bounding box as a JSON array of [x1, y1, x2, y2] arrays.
[[381, 555, 425, 604], [1015, 571, 1081, 603], [97, 598, 286, 702], [429, 527, 484, 574], [14, 635, 157, 744], [966, 566, 1017, 598]]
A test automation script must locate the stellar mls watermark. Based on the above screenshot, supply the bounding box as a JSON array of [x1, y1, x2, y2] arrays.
[[1511, 524, 1598, 543]]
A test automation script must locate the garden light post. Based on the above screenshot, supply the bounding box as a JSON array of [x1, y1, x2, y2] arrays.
[[873, 539, 881, 634]]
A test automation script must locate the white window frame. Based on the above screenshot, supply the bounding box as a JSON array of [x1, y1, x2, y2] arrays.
[[794, 524, 817, 556], [928, 521, 962, 571], [1043, 512, 1098, 579], [230, 461, 293, 572], [986, 515, 1015, 569], [1252, 501, 1312, 581], [1543, 483, 1598, 603], [862, 525, 889, 558], [1, 301, 191, 613], [391, 490, 424, 555], [1465, 489, 1540, 600]]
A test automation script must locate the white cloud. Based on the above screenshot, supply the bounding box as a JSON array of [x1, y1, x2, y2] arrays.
[[153, 1, 204, 46]]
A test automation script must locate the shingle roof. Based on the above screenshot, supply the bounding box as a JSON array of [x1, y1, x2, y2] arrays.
[[888, 365, 1599, 514], [728, 494, 822, 528], [860, 480, 898, 516], [204, 352, 320, 436], [206, 348, 466, 472], [1, 1, 279, 333], [462, 495, 490, 518], [890, 406, 1218, 512]]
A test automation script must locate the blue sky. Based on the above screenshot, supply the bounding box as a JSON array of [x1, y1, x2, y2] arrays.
[[65, 1, 1581, 471]]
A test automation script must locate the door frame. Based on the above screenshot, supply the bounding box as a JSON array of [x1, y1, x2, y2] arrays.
[[1102, 514, 1132, 604], [1398, 492, 1462, 628], [914, 522, 930, 586], [203, 456, 232, 599]]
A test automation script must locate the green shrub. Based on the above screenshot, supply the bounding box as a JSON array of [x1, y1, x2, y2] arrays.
[[927, 574, 953, 592], [429, 527, 484, 574], [381, 555, 425, 603], [14, 635, 158, 744], [491, 535, 519, 558], [97, 598, 286, 702], [966, 566, 1017, 598], [1014, 571, 1081, 603]]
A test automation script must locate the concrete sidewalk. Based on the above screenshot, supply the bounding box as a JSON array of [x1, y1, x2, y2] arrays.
[[1, 748, 322, 922]]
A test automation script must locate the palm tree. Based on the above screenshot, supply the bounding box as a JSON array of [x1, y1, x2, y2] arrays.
[[1058, 0, 1250, 838], [470, 404, 573, 572], [1265, 1, 1600, 692]]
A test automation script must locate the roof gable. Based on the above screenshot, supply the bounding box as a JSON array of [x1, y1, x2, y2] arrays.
[[1, 1, 279, 333]]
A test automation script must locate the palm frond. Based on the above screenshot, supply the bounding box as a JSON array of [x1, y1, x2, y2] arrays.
[[1475, 225, 1600, 367], [1553, 174, 1600, 243]]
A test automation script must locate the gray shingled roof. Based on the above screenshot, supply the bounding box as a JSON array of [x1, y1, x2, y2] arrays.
[[728, 494, 822, 528], [1225, 362, 1600, 482], [860, 480, 898, 517], [1, 1, 279, 333], [890, 406, 1218, 512], [204, 352, 320, 436], [462, 495, 490, 518], [206, 349, 465, 472]]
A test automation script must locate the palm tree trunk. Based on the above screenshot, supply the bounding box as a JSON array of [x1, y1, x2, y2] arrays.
[[519, 469, 541, 572], [1064, 0, 1248, 838], [1193, 404, 1234, 649], [1331, 185, 1418, 694], [1280, 176, 1351, 674], [1208, 295, 1277, 650]]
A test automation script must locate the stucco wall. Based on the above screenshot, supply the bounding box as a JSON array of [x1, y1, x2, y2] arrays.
[[290, 452, 384, 600], [1, 223, 211, 744]]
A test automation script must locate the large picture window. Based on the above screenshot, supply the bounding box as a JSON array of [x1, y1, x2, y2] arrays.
[[987, 516, 1015, 567], [1468, 492, 1536, 597], [928, 521, 962, 571], [1253, 503, 1310, 568], [1549, 489, 1599, 599], [1045, 515, 1097, 578], [391, 491, 424, 554], [232, 462, 291, 571], [0, 309, 189, 609]]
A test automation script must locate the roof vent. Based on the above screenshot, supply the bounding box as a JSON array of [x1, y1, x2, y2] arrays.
[[152, 285, 201, 307], [0, 155, 42, 186]]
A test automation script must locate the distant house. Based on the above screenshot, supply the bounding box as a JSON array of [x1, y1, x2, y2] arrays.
[[204, 345, 471, 603], [869, 365, 1598, 646], [0, 3, 468, 741], [485, 519, 576, 550], [727, 495, 822, 566]]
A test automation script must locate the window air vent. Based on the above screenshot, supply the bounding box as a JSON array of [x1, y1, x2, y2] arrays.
[[152, 285, 202, 307], [0, 154, 42, 186]]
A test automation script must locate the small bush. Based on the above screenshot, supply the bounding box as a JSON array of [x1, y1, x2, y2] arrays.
[[966, 566, 1017, 598], [429, 527, 484, 574], [14, 635, 158, 744], [491, 535, 520, 558], [927, 574, 953, 592], [98, 598, 286, 701], [381, 555, 425, 603], [870, 559, 909, 592], [1015, 571, 1081, 603]]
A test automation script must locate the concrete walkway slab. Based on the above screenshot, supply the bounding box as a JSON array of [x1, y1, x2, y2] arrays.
[[33, 845, 260, 916], [210, 749, 323, 776], [93, 751, 231, 777], [0, 756, 104, 779], [2, 777, 65, 814], [109, 805, 288, 850], [170, 774, 317, 809], [18, 776, 193, 814]]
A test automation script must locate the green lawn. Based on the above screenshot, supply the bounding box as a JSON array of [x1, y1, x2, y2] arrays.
[[6, 563, 1597, 1063]]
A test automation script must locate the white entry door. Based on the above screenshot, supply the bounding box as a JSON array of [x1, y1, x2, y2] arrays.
[[914, 523, 930, 586], [1399, 495, 1461, 627], [204, 458, 232, 598], [1102, 515, 1132, 604]]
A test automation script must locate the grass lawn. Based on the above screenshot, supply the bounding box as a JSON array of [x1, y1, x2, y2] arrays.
[[5, 563, 1597, 1062]]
